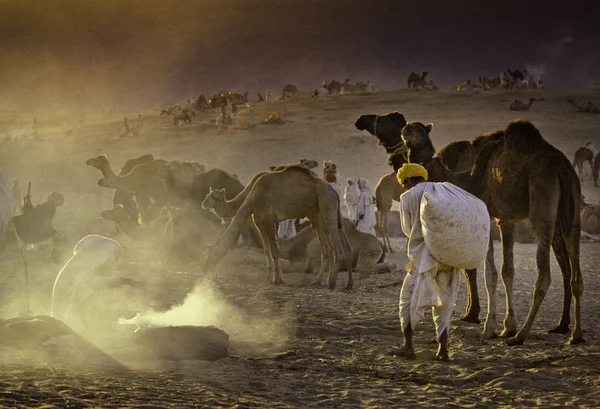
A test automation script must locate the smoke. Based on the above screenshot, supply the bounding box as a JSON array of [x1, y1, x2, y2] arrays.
[[120, 280, 294, 346]]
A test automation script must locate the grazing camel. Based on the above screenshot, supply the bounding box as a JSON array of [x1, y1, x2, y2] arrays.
[[279, 218, 393, 275], [281, 84, 299, 99], [509, 98, 535, 111], [572, 147, 594, 181], [567, 99, 600, 113], [407, 72, 428, 89], [203, 165, 353, 290], [401, 119, 584, 345], [374, 172, 405, 252]]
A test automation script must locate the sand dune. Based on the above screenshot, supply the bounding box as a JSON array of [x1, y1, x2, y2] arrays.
[[0, 86, 599, 408]]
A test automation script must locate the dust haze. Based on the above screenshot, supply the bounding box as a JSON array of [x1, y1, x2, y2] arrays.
[[1, 0, 599, 110]]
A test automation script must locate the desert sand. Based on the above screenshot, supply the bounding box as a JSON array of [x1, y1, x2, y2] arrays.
[[0, 86, 599, 408]]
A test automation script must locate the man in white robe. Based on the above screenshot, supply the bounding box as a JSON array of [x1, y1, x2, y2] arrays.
[[356, 178, 377, 235], [344, 178, 360, 222], [392, 164, 461, 362]]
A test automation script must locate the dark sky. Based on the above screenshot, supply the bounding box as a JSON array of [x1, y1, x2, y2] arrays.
[[1, 0, 599, 109]]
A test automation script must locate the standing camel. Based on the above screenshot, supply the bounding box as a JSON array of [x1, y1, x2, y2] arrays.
[[203, 166, 353, 290], [401, 119, 584, 345], [374, 172, 405, 252], [281, 84, 299, 99], [407, 72, 428, 89], [572, 146, 594, 181]]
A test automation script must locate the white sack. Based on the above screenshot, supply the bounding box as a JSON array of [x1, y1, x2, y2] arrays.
[[420, 182, 489, 269]]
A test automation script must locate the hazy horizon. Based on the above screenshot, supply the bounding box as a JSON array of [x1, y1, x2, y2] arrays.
[[1, 0, 599, 110]]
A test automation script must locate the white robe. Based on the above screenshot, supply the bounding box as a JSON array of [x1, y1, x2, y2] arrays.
[[278, 219, 297, 239], [344, 182, 360, 222], [398, 182, 460, 340], [51, 235, 122, 336], [356, 183, 376, 235]]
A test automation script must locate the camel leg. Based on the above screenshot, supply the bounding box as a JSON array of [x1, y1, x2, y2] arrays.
[[482, 237, 499, 339], [565, 225, 584, 344], [253, 216, 277, 281], [255, 217, 283, 285], [380, 211, 392, 253], [339, 227, 354, 291], [498, 222, 518, 337], [461, 269, 480, 324], [548, 227, 572, 334], [323, 215, 344, 291], [311, 218, 331, 287], [507, 193, 558, 346]]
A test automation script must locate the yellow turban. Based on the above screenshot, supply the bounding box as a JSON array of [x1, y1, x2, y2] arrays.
[[396, 163, 428, 185]]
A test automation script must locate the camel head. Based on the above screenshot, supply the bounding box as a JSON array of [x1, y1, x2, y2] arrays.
[[202, 187, 226, 212], [401, 122, 436, 164], [299, 158, 318, 169], [354, 111, 407, 152], [323, 160, 337, 175], [86, 154, 109, 169], [100, 205, 131, 222]]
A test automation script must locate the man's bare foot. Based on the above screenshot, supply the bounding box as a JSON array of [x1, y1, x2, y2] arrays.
[[387, 345, 415, 359], [435, 350, 450, 362]]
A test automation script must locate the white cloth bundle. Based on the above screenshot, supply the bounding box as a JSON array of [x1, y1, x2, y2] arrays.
[[420, 182, 490, 269]]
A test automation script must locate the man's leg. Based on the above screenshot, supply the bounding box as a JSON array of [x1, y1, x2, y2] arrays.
[[432, 267, 461, 361], [390, 270, 417, 358]]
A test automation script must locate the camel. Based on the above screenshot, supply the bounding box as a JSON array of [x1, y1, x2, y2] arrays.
[[202, 165, 353, 290], [86, 155, 167, 198], [509, 98, 535, 111], [281, 84, 299, 99], [507, 68, 524, 84], [87, 155, 168, 224], [279, 218, 394, 275], [407, 72, 428, 89], [354, 112, 409, 172], [572, 146, 594, 181], [230, 92, 249, 105], [374, 172, 405, 252], [112, 154, 155, 223], [324, 80, 342, 95], [355, 112, 498, 323], [173, 111, 192, 127], [594, 153, 600, 187], [100, 205, 170, 242], [401, 119, 584, 345], [567, 99, 600, 114]]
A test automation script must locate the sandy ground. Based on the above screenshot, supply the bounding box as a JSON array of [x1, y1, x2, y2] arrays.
[[0, 86, 600, 408]]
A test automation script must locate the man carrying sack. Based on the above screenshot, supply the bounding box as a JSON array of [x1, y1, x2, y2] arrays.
[[391, 163, 490, 361]]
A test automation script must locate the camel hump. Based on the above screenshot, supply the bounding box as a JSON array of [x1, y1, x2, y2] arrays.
[[437, 140, 473, 171], [503, 120, 545, 150]]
